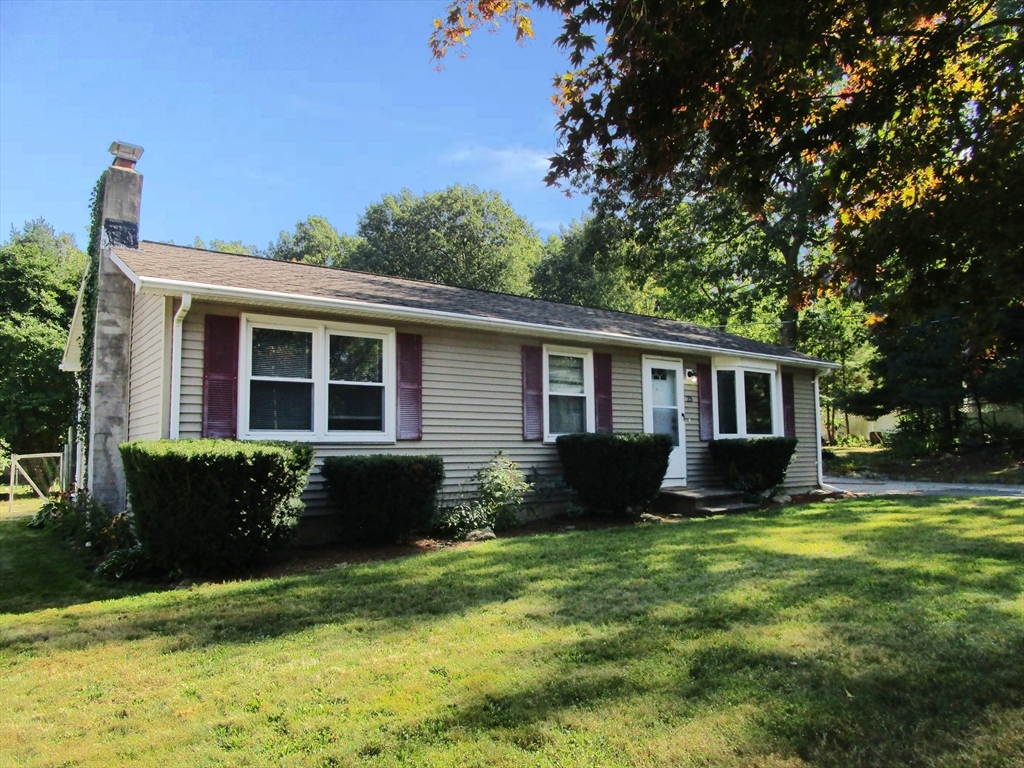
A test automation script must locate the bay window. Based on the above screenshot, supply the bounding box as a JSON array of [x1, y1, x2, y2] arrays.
[[713, 359, 781, 438], [240, 314, 395, 442], [543, 345, 595, 441]]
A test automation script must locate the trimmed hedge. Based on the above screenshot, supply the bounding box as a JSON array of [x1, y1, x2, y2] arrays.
[[119, 439, 314, 574], [321, 455, 445, 544], [556, 432, 673, 515], [708, 437, 798, 496]]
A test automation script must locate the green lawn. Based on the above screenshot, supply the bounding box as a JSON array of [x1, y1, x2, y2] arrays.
[[824, 445, 1024, 485], [0, 483, 48, 520], [2, 497, 1022, 767]]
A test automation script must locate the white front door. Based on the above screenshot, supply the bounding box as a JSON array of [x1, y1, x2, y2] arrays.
[[642, 357, 686, 486]]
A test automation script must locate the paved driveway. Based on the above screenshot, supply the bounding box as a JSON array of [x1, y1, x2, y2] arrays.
[[823, 476, 1024, 499]]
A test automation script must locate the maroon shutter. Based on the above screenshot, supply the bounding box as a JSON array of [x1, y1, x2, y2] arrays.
[[397, 333, 423, 440], [697, 363, 713, 441], [522, 345, 543, 441], [202, 315, 239, 438], [594, 352, 613, 433], [782, 372, 797, 438]]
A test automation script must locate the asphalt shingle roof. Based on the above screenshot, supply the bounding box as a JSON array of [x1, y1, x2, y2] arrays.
[[113, 241, 833, 367]]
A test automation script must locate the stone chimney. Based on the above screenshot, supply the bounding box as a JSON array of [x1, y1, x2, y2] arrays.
[[88, 141, 144, 512]]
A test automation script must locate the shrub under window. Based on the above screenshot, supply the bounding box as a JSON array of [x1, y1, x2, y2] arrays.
[[321, 454, 444, 544], [556, 432, 672, 515], [708, 437, 798, 496], [119, 439, 314, 575]]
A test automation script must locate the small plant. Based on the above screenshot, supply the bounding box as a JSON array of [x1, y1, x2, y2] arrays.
[[30, 489, 135, 557], [435, 453, 531, 538]]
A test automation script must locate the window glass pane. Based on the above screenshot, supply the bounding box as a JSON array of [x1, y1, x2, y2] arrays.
[[328, 384, 384, 432], [745, 371, 773, 435], [249, 380, 312, 431], [330, 336, 382, 383], [653, 407, 679, 446], [717, 370, 738, 434], [549, 395, 586, 434], [651, 368, 677, 407], [549, 355, 584, 394], [252, 328, 312, 379]]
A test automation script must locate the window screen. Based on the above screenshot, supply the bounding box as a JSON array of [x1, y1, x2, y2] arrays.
[[328, 334, 385, 432], [548, 354, 586, 434], [249, 328, 314, 431], [744, 371, 773, 435], [716, 369, 738, 434]]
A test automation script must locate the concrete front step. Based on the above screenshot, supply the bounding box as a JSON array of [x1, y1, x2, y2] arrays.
[[655, 487, 759, 517]]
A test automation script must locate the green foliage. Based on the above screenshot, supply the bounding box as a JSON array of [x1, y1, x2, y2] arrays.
[[265, 215, 358, 267], [31, 489, 134, 557], [708, 437, 798, 497], [0, 219, 87, 452], [193, 237, 258, 255], [435, 453, 531, 538], [320, 454, 445, 545], [531, 216, 658, 314], [799, 296, 876, 443], [79, 171, 107, 468], [347, 185, 542, 294], [555, 432, 672, 515], [119, 439, 314, 575]]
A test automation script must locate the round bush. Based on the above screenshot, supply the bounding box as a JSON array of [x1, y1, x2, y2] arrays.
[[556, 432, 672, 515]]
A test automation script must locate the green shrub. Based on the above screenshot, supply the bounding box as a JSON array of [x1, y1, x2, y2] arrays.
[[435, 452, 530, 538], [556, 432, 673, 515], [321, 455, 444, 545], [30, 489, 134, 557], [119, 439, 314, 575], [708, 437, 798, 497]]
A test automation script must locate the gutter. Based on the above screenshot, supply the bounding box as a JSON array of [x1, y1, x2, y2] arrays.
[[168, 294, 192, 438], [124, 275, 842, 371]]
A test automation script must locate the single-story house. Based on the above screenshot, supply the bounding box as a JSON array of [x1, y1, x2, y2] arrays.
[[63, 143, 840, 519]]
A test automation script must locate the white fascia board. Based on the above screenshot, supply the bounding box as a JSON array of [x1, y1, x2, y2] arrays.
[[107, 250, 141, 289], [59, 268, 89, 372], [131, 275, 843, 371]]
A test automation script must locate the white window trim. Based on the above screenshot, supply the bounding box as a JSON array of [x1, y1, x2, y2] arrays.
[[710, 356, 783, 439], [238, 313, 396, 443], [542, 344, 595, 443]]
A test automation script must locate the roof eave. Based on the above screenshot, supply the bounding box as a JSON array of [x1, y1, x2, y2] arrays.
[[127, 274, 841, 370]]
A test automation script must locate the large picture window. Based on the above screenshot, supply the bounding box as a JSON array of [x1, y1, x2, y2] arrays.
[[240, 315, 395, 442], [713, 359, 781, 438], [543, 345, 595, 441]]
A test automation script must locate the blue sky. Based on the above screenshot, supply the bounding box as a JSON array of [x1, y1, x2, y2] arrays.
[[0, 0, 590, 249]]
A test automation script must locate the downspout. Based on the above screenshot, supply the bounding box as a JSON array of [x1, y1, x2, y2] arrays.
[[813, 371, 824, 487], [169, 293, 192, 439]]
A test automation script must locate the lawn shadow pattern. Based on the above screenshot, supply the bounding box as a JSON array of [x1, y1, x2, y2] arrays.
[[3, 497, 1022, 766]]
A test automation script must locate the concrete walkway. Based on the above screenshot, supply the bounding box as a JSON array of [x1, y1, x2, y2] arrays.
[[823, 475, 1024, 499]]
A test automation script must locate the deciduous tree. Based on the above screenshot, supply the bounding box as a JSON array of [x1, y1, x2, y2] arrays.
[[346, 185, 542, 294], [0, 220, 86, 453]]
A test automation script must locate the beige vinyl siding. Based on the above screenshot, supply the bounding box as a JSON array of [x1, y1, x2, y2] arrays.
[[786, 369, 820, 490], [682, 355, 719, 488], [610, 351, 643, 432], [179, 303, 564, 512], [177, 301, 823, 514], [127, 293, 167, 441]]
